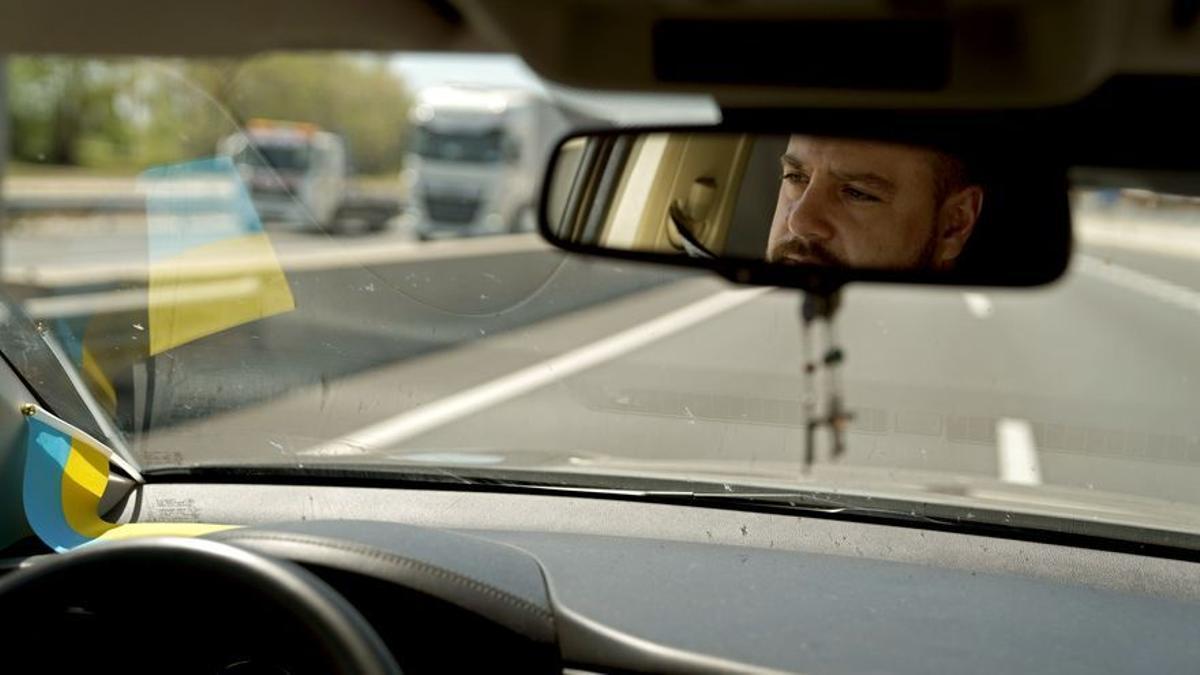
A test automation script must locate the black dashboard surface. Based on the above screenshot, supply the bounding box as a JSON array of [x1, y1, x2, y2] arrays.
[[133, 484, 1200, 674], [484, 529, 1200, 674]]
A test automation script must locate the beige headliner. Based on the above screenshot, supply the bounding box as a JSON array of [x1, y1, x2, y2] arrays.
[[0, 0, 492, 56], [3, 0, 1200, 107]]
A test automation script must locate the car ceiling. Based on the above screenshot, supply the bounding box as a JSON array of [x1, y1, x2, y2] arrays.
[[0, 0, 488, 56], [3, 0, 1200, 109]]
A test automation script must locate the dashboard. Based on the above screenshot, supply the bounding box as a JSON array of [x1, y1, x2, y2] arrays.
[[4, 481, 1198, 673]]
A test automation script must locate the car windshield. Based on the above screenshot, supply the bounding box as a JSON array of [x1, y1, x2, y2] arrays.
[[3, 51, 1199, 541]]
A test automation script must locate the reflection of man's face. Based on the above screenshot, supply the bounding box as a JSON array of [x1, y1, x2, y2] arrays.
[[767, 135, 983, 270]]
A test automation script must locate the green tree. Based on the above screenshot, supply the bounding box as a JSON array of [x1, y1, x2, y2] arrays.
[[222, 53, 411, 174], [7, 53, 412, 174], [8, 57, 133, 166]]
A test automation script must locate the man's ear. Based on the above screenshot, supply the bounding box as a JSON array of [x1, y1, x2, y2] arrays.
[[935, 185, 984, 269]]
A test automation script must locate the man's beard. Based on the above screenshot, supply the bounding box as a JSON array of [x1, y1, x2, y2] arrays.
[[766, 236, 846, 267], [766, 231, 940, 270]]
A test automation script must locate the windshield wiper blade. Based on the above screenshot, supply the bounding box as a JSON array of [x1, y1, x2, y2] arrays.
[[506, 482, 948, 525], [677, 490, 949, 524], [147, 464, 935, 522], [144, 464, 1200, 561]]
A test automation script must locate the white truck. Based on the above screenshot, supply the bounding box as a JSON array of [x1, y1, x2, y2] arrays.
[[401, 85, 570, 239], [218, 119, 348, 231]]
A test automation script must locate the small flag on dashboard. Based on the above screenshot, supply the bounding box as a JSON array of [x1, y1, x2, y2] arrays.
[[19, 403, 131, 552]]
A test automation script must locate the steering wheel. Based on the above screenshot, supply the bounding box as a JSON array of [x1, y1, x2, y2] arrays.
[[0, 537, 401, 675]]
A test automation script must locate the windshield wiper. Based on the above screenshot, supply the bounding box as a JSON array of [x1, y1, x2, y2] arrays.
[[506, 482, 939, 521], [485, 481, 1200, 561], [147, 463, 1200, 562], [146, 464, 946, 526]]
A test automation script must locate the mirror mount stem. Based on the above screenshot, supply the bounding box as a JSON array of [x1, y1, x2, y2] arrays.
[[800, 289, 852, 474]]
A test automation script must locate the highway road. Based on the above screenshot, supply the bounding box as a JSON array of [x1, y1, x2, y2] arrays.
[[277, 242, 1200, 506], [6, 198, 1200, 512]]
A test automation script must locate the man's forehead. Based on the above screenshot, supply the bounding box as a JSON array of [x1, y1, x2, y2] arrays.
[[784, 135, 934, 172]]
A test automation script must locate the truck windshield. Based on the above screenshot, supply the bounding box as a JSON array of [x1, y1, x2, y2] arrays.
[[240, 144, 312, 172], [414, 126, 505, 163]]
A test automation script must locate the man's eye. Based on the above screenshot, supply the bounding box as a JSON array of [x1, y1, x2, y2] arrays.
[[782, 172, 807, 185], [844, 187, 880, 202]]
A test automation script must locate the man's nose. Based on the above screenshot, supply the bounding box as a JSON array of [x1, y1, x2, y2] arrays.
[[786, 185, 835, 241]]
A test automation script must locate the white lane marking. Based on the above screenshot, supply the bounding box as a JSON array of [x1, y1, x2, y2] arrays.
[[301, 286, 773, 456], [1077, 254, 1200, 315], [995, 418, 1042, 486], [962, 292, 993, 319]]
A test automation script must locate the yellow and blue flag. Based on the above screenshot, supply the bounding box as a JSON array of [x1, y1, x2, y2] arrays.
[[46, 156, 296, 420], [21, 404, 121, 551], [141, 155, 296, 356]]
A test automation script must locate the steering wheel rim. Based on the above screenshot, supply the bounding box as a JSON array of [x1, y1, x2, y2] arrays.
[[0, 536, 401, 675]]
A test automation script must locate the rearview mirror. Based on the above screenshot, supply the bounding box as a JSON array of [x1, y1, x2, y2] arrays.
[[539, 127, 1072, 291]]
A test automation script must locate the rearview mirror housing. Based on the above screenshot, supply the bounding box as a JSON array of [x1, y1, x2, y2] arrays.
[[538, 120, 1072, 293]]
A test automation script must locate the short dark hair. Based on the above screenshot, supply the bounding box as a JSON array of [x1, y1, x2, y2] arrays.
[[929, 150, 971, 203]]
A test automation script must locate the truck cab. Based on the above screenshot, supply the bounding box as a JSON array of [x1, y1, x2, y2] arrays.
[[219, 119, 348, 231], [401, 86, 564, 239]]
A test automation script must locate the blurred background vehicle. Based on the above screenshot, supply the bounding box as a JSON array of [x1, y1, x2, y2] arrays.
[[400, 84, 566, 239], [218, 118, 348, 231]]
